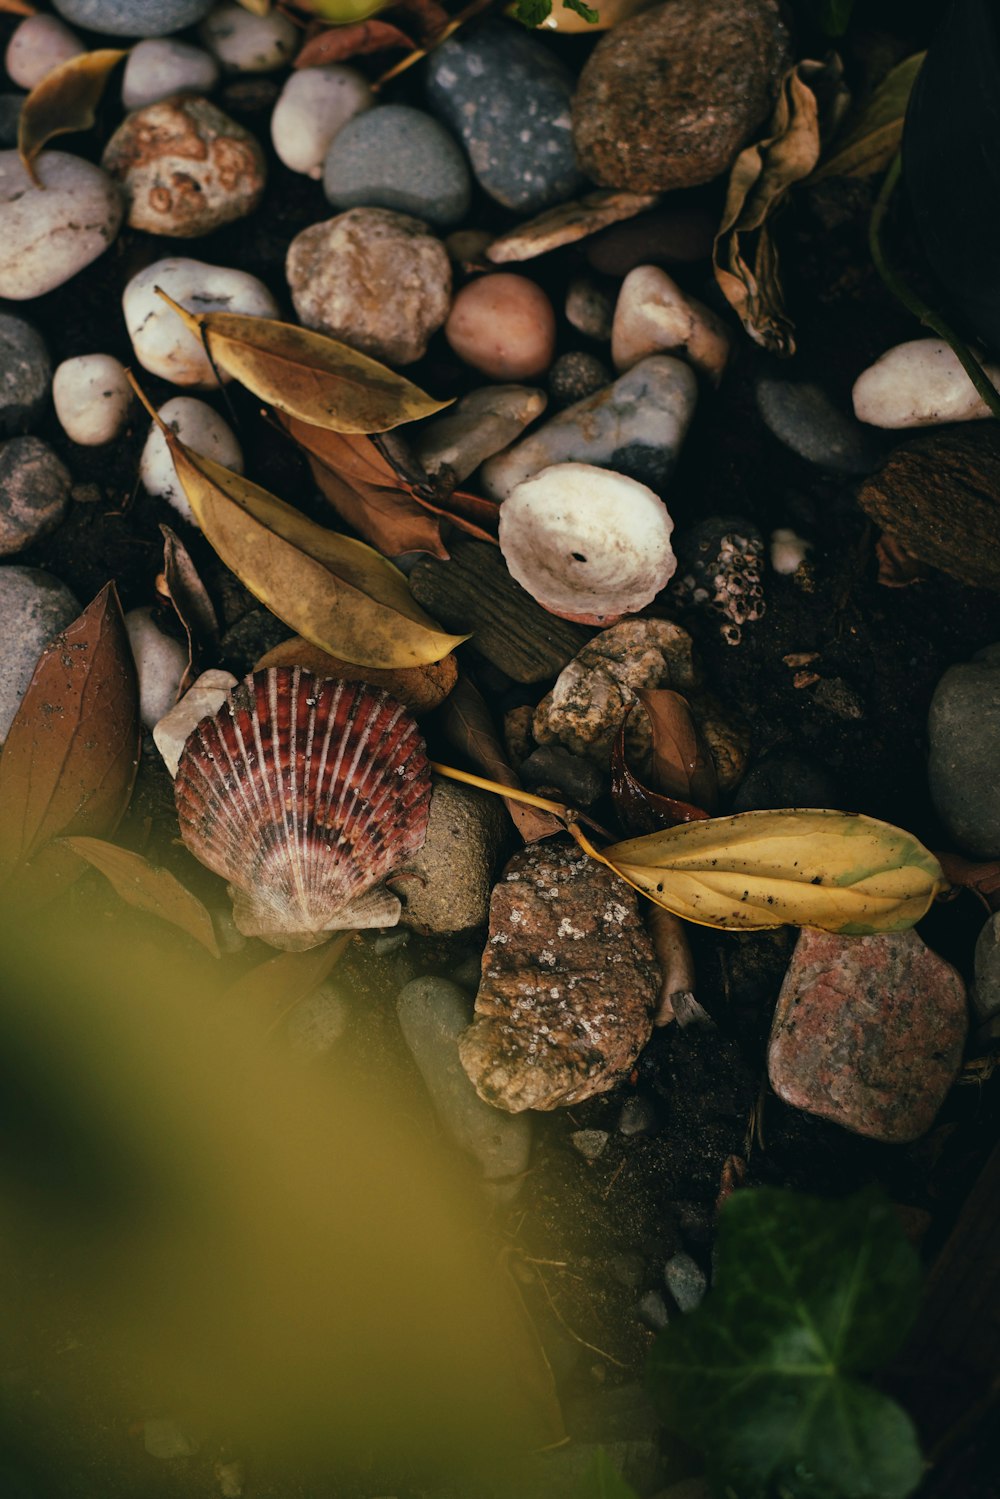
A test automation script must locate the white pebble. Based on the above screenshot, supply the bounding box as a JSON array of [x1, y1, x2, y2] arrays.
[[0, 150, 122, 301], [200, 3, 298, 72], [52, 354, 132, 446], [140, 396, 243, 525], [123, 256, 279, 386], [5, 15, 84, 90], [153, 667, 237, 776], [122, 37, 220, 110], [271, 66, 373, 180], [125, 606, 189, 730], [611, 265, 731, 386], [852, 338, 1000, 429], [770, 527, 811, 575]]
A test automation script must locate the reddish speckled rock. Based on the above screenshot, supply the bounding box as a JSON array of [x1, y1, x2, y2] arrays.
[[768, 929, 967, 1144], [459, 839, 659, 1112]]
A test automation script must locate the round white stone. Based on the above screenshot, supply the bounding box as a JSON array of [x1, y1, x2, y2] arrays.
[[5, 14, 85, 89], [770, 527, 811, 575], [0, 150, 122, 301], [271, 66, 373, 180], [52, 354, 132, 446], [200, 3, 298, 72], [140, 396, 243, 525], [121, 37, 220, 110], [125, 605, 189, 730], [152, 666, 237, 776], [852, 338, 1000, 429], [499, 461, 676, 622], [123, 256, 279, 386]]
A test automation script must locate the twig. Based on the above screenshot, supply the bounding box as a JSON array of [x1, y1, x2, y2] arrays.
[[531, 1263, 628, 1369]]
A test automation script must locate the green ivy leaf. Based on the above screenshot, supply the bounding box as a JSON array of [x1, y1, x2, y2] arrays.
[[513, 0, 553, 25], [576, 1449, 640, 1499], [647, 1189, 924, 1499], [562, 0, 600, 22]]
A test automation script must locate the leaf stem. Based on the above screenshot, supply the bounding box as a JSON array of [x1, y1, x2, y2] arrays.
[[870, 154, 1000, 420], [430, 761, 571, 819]]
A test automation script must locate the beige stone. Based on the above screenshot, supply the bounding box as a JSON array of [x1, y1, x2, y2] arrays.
[[612, 265, 731, 385], [445, 273, 556, 382]]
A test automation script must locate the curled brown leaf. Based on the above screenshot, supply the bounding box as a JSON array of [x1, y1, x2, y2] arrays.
[[61, 836, 222, 956], [441, 675, 562, 844], [295, 18, 415, 66], [635, 689, 719, 811], [159, 524, 220, 692], [18, 48, 127, 184]]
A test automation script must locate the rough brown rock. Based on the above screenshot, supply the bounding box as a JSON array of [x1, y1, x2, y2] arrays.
[[285, 207, 451, 367], [102, 96, 265, 237], [459, 840, 660, 1112], [572, 0, 790, 194]]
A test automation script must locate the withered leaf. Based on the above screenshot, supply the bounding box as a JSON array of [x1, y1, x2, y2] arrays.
[[61, 836, 222, 956], [0, 0, 36, 13], [234, 0, 271, 12], [18, 48, 127, 184], [485, 189, 660, 265], [295, 19, 415, 67], [223, 934, 351, 1023], [155, 291, 450, 434], [0, 583, 140, 910], [875, 532, 930, 589], [254, 635, 457, 715], [392, 0, 449, 39], [813, 53, 925, 182], [610, 720, 710, 836], [935, 851, 1000, 911], [159, 524, 220, 693], [713, 64, 822, 356], [635, 689, 719, 811], [442, 675, 562, 844]]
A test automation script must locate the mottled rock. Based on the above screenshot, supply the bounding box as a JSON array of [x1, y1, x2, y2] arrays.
[[271, 65, 372, 179], [0, 566, 80, 742], [53, 0, 214, 36], [565, 276, 614, 342], [664, 1251, 706, 1312], [140, 396, 243, 526], [152, 667, 238, 777], [445, 273, 556, 381], [928, 643, 1000, 858], [122, 38, 220, 112], [102, 96, 266, 237], [410, 384, 546, 485], [575, 0, 788, 192], [200, 3, 298, 72], [973, 912, 1000, 1023], [398, 777, 507, 935], [570, 1128, 609, 1160], [612, 266, 731, 385], [0, 314, 51, 437], [481, 355, 698, 502], [286, 208, 451, 367], [768, 928, 967, 1143], [5, 15, 83, 90], [323, 104, 470, 230], [852, 338, 1000, 429], [52, 355, 131, 447], [0, 151, 122, 301], [586, 205, 718, 277], [125, 607, 188, 730], [757, 374, 885, 473], [533, 619, 698, 763], [425, 20, 584, 214], [124, 257, 278, 387], [397, 976, 533, 1182], [459, 840, 659, 1112], [0, 437, 72, 557], [669, 516, 766, 646], [548, 351, 612, 410]]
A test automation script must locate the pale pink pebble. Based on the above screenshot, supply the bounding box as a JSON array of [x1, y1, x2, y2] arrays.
[[445, 273, 556, 381]]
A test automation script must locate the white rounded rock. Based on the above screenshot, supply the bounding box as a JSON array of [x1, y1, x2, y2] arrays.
[[852, 338, 1000, 429], [770, 527, 811, 575], [122, 38, 220, 110], [0, 150, 122, 301], [53, 355, 132, 446], [125, 606, 189, 730], [499, 461, 676, 626], [152, 667, 237, 776], [611, 265, 731, 386], [123, 257, 279, 386], [271, 66, 373, 180], [5, 14, 85, 89], [200, 3, 298, 72], [140, 396, 243, 525]]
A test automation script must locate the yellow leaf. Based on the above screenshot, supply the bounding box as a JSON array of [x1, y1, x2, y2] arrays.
[[61, 836, 221, 957], [234, 0, 271, 11], [165, 431, 467, 669], [812, 53, 925, 181], [154, 291, 451, 434], [18, 48, 127, 184], [587, 809, 944, 935]]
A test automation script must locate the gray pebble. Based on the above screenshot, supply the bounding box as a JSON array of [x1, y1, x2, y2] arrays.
[[973, 911, 1000, 1022], [324, 104, 470, 230], [928, 643, 1000, 858], [53, 0, 214, 37], [547, 351, 612, 411], [664, 1251, 707, 1312], [635, 1290, 671, 1332], [520, 745, 605, 806], [0, 314, 51, 436], [608, 1250, 645, 1288], [618, 1093, 660, 1137], [142, 1418, 200, 1459], [0, 95, 25, 149], [565, 276, 613, 342], [450, 948, 484, 991], [0, 438, 71, 557], [286, 982, 351, 1058], [756, 374, 885, 475], [397, 976, 532, 1185], [731, 748, 840, 813], [571, 1128, 610, 1161], [370, 929, 410, 957], [0, 565, 80, 741]]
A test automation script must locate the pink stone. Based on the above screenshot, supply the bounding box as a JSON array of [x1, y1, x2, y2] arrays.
[[768, 928, 967, 1144]]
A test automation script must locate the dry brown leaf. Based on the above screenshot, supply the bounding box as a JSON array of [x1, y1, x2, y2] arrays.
[[391, 0, 449, 39], [875, 532, 930, 588], [159, 524, 220, 692], [254, 635, 457, 714], [935, 851, 1000, 911], [223, 934, 351, 1022], [813, 53, 925, 182], [610, 719, 710, 836], [0, 0, 36, 13], [295, 18, 415, 66], [155, 291, 450, 434], [713, 64, 822, 356], [635, 689, 719, 811], [61, 836, 222, 956], [441, 675, 562, 844], [485, 189, 661, 265], [0, 583, 140, 910], [18, 48, 127, 184]]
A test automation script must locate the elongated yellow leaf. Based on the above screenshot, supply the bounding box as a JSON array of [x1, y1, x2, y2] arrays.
[[812, 53, 925, 182], [18, 48, 127, 183], [154, 291, 450, 434], [588, 809, 944, 935], [62, 836, 221, 956], [167, 435, 466, 668]]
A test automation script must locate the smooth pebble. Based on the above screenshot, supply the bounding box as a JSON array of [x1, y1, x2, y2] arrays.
[[200, 3, 299, 71], [769, 527, 811, 574], [852, 338, 1000, 429], [565, 276, 614, 342], [122, 38, 220, 111], [140, 397, 243, 525], [125, 607, 189, 730], [664, 1251, 707, 1312], [548, 351, 612, 410], [398, 778, 507, 936], [0, 151, 122, 301], [0, 438, 71, 557], [152, 667, 237, 777], [0, 314, 51, 436], [445, 273, 556, 381], [323, 104, 470, 231], [973, 912, 1000, 1023], [271, 65, 372, 179], [757, 373, 885, 473], [5, 15, 84, 90], [411, 384, 547, 484], [52, 0, 215, 36], [612, 265, 731, 385], [286, 981, 351, 1058], [124, 257, 279, 385], [0, 565, 80, 741], [927, 642, 1000, 858], [53, 355, 132, 447]]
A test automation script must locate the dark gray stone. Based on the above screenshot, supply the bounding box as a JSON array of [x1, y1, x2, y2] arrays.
[[756, 374, 886, 474], [731, 747, 840, 812], [0, 314, 51, 437], [973, 912, 1000, 1022], [618, 1092, 660, 1137], [571, 1128, 610, 1161], [520, 745, 605, 806], [323, 104, 471, 230], [635, 1290, 670, 1332], [425, 21, 584, 214], [52, 0, 214, 37], [0, 438, 72, 557], [0, 565, 80, 741], [664, 1250, 707, 1312], [0, 95, 25, 150], [928, 643, 1000, 858], [547, 351, 612, 410]]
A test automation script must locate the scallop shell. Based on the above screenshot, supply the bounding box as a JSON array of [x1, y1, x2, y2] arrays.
[[174, 667, 432, 951]]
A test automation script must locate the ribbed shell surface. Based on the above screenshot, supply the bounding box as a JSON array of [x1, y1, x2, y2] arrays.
[[174, 667, 432, 948]]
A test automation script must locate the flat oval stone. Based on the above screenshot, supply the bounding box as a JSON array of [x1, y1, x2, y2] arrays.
[[0, 565, 80, 742], [928, 643, 1000, 858], [5, 14, 84, 90], [125, 606, 188, 730], [756, 373, 886, 474], [200, 3, 299, 72], [425, 20, 584, 215], [323, 104, 470, 230], [53, 354, 132, 446], [0, 151, 122, 301], [0, 314, 51, 437], [271, 65, 372, 180], [122, 38, 220, 111], [52, 0, 215, 38]]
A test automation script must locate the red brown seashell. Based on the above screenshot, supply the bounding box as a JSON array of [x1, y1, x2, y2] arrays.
[[174, 667, 431, 951]]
